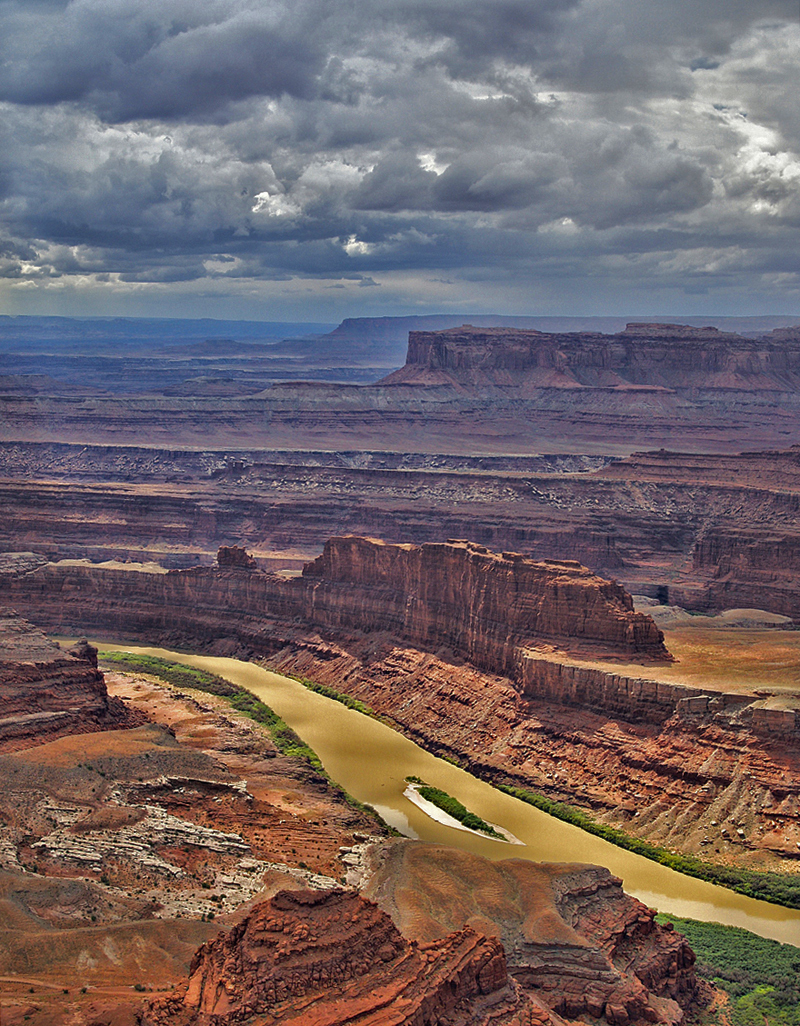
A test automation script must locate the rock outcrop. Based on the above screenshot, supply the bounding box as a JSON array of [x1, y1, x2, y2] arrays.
[[361, 841, 699, 1026], [0, 611, 132, 750], [301, 537, 669, 665], [142, 887, 542, 1026], [382, 322, 800, 393], [216, 545, 258, 571], [1, 537, 669, 670]]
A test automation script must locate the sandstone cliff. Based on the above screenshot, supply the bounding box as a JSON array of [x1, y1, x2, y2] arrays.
[[382, 323, 800, 393], [361, 841, 698, 1026], [6, 441, 800, 620], [301, 537, 669, 665], [142, 886, 547, 1026], [0, 537, 670, 673], [0, 611, 132, 750]]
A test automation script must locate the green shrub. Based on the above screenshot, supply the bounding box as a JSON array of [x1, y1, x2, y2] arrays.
[[412, 782, 505, 839], [655, 914, 800, 1025], [498, 783, 800, 910]]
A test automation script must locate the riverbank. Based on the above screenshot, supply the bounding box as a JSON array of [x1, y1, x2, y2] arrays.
[[90, 643, 800, 944]]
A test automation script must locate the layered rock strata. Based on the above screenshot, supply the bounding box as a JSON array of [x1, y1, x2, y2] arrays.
[[3, 541, 800, 860], [266, 638, 800, 863], [142, 886, 543, 1026], [5, 442, 800, 619], [0, 611, 132, 750], [5, 323, 800, 454], [361, 841, 699, 1025], [383, 322, 800, 393], [1, 537, 669, 669], [301, 536, 668, 665]]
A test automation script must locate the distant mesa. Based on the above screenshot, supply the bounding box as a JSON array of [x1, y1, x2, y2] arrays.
[[379, 321, 800, 394]]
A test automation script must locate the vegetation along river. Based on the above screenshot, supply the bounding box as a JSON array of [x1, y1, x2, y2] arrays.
[[101, 643, 800, 946]]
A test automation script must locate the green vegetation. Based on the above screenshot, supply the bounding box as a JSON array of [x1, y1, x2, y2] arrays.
[[407, 778, 505, 839], [656, 914, 800, 1026], [497, 783, 800, 910], [280, 671, 393, 726], [100, 651, 323, 769], [99, 651, 397, 832], [100, 651, 238, 696]]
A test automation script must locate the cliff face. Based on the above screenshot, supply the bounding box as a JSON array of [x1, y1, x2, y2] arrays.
[[0, 611, 131, 750], [361, 842, 698, 1026], [384, 323, 800, 392], [1, 537, 670, 672], [142, 887, 540, 1026], [6, 442, 800, 620], [302, 537, 669, 665]]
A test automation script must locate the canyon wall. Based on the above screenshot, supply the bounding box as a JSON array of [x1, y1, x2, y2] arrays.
[[0, 611, 132, 750], [4, 442, 800, 619], [362, 841, 699, 1025], [300, 537, 668, 666], [1, 537, 670, 671]]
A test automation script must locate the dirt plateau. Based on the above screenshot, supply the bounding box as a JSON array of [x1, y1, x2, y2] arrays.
[[0, 611, 704, 1026]]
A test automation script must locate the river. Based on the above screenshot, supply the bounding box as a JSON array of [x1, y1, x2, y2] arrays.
[[101, 643, 800, 946]]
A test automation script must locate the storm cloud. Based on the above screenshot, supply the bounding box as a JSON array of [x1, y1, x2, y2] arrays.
[[1, 0, 798, 317]]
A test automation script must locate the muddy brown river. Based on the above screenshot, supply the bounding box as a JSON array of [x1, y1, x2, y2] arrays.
[[102, 644, 800, 946]]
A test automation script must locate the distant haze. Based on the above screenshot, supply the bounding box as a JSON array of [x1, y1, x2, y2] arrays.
[[1, 2, 799, 320]]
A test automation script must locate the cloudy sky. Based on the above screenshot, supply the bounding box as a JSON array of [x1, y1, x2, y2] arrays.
[[1, 0, 799, 320]]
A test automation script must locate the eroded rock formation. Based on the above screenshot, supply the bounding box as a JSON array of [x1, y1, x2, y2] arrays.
[[5, 442, 800, 619], [0, 611, 133, 750], [382, 322, 800, 393], [361, 841, 699, 1026], [142, 887, 545, 1026], [301, 537, 668, 664], [1, 537, 669, 671]]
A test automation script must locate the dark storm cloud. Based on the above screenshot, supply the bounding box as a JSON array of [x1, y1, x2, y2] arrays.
[[1, 0, 799, 314], [0, 1, 324, 119]]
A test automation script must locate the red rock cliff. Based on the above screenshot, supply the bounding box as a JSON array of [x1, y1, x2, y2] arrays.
[[1, 538, 669, 674], [383, 323, 800, 392], [0, 610, 132, 751], [142, 886, 537, 1026], [361, 842, 700, 1026], [302, 537, 669, 666]]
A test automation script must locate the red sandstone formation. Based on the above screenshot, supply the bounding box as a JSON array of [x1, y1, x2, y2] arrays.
[[266, 637, 800, 863], [1, 538, 669, 670], [361, 841, 699, 1026], [216, 545, 258, 570], [301, 537, 669, 664], [0, 611, 133, 751], [142, 887, 544, 1026], [381, 322, 800, 393], [6, 442, 800, 620], [3, 540, 800, 861]]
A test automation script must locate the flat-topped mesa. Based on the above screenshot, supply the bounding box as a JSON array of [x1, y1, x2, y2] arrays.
[[380, 322, 800, 391], [301, 537, 670, 666], [0, 610, 130, 751]]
